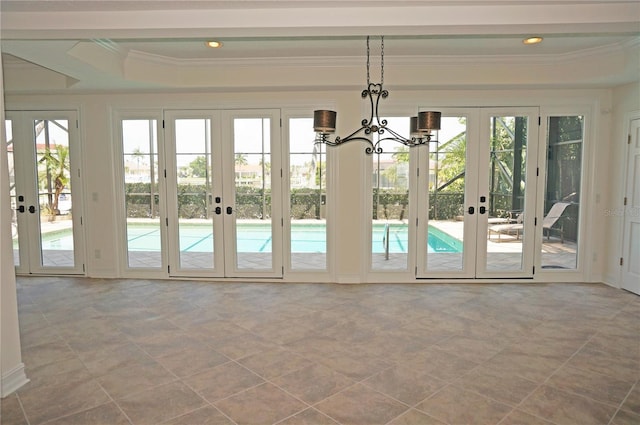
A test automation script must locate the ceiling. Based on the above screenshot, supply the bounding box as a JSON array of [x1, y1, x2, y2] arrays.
[[1, 1, 639, 92]]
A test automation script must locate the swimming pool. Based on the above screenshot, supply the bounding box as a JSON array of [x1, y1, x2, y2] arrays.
[[37, 222, 462, 253]]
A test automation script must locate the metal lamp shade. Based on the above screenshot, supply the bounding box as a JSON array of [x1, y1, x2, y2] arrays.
[[314, 110, 336, 134], [417, 111, 441, 131]]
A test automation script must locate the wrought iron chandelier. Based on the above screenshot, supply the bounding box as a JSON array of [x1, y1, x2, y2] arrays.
[[314, 36, 441, 154]]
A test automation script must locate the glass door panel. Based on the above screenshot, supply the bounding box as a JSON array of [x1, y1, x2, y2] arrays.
[[424, 115, 469, 275], [6, 119, 19, 267], [371, 117, 412, 272], [540, 115, 583, 270], [121, 119, 163, 269], [287, 117, 327, 271], [225, 112, 282, 277], [8, 111, 84, 275], [175, 118, 215, 270], [479, 110, 538, 277]]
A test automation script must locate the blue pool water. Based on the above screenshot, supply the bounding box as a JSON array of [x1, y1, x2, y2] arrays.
[[39, 223, 462, 253]]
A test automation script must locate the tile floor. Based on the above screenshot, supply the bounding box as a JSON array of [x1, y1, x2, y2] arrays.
[[2, 277, 639, 425]]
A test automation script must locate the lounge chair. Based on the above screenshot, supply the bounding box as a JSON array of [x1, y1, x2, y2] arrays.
[[487, 202, 571, 243], [488, 212, 524, 241], [542, 201, 571, 243]]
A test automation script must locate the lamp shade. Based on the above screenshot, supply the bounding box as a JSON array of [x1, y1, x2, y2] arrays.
[[417, 111, 441, 131], [314, 110, 336, 134]]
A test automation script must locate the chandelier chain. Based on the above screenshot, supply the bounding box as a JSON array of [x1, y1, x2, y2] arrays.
[[366, 36, 385, 86]]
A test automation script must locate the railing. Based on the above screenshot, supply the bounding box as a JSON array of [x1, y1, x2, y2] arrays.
[[383, 223, 390, 260]]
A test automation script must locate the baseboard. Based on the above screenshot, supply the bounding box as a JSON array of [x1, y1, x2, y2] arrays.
[[1, 363, 29, 398]]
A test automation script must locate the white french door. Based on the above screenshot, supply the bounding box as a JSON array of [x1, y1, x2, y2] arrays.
[[621, 117, 640, 295], [7, 111, 85, 275], [417, 107, 539, 278], [164, 109, 283, 278]]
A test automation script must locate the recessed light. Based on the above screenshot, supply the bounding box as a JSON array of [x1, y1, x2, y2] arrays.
[[523, 37, 543, 45], [205, 40, 223, 48]]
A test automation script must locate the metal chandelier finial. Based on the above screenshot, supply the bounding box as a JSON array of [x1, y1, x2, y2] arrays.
[[313, 36, 441, 154]]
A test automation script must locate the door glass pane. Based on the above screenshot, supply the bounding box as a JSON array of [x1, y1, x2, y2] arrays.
[[372, 117, 410, 271], [541, 116, 582, 270], [122, 119, 162, 268], [289, 118, 326, 270], [426, 116, 466, 271], [485, 115, 528, 271], [34, 119, 75, 267], [6, 119, 19, 266], [234, 118, 273, 270], [175, 119, 214, 269]]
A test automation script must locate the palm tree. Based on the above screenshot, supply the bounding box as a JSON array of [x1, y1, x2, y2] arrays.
[[38, 144, 70, 217]]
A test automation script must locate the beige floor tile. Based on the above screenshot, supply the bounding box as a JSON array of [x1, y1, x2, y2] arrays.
[[276, 408, 339, 425], [546, 365, 635, 406], [18, 378, 110, 425], [621, 382, 640, 415], [161, 405, 234, 425], [386, 409, 446, 425], [116, 381, 207, 425], [314, 383, 409, 425], [404, 347, 480, 381], [20, 340, 76, 369], [183, 361, 264, 402], [362, 365, 446, 405], [499, 409, 555, 425], [0, 394, 28, 425], [79, 341, 152, 376], [452, 364, 540, 405], [156, 345, 230, 378], [272, 363, 354, 405], [238, 348, 314, 379], [519, 385, 617, 425], [96, 360, 177, 399], [566, 346, 640, 382], [44, 402, 130, 425], [20, 357, 91, 390], [314, 348, 392, 381], [214, 382, 307, 425], [611, 408, 640, 425], [415, 385, 512, 425]]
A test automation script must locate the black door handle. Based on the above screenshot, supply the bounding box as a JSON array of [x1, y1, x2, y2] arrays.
[[468, 206, 475, 215], [479, 206, 486, 214], [226, 206, 233, 215], [18, 205, 25, 213], [28, 206, 36, 214], [215, 197, 221, 204], [215, 207, 222, 215]]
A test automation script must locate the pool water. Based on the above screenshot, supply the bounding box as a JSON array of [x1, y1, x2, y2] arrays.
[[38, 223, 462, 253]]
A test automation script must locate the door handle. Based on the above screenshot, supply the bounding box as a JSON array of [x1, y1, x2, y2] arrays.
[[479, 206, 486, 214], [215, 206, 222, 215], [18, 205, 25, 213], [226, 206, 233, 215], [468, 206, 475, 215], [28, 206, 37, 214]]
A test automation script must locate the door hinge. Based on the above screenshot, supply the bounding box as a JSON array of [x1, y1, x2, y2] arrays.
[[164, 169, 167, 178], [80, 216, 83, 225], [532, 266, 535, 274], [417, 168, 419, 177], [534, 217, 537, 226], [166, 218, 169, 226], [416, 217, 418, 226], [162, 120, 165, 129], [620, 257, 624, 266], [281, 218, 284, 226], [538, 116, 541, 126], [536, 167, 539, 176], [624, 197, 627, 206], [281, 169, 283, 178], [629, 134, 632, 144], [76, 120, 79, 129], [282, 265, 285, 274], [83, 264, 85, 272], [168, 265, 170, 273]]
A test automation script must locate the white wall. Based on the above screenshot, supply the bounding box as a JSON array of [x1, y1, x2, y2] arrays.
[[4, 87, 613, 283], [603, 82, 640, 286], [0, 60, 29, 397]]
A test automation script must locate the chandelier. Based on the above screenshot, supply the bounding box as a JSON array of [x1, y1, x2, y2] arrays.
[[314, 36, 441, 154]]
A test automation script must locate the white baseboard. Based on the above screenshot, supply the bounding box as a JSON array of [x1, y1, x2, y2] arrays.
[[1, 363, 29, 398]]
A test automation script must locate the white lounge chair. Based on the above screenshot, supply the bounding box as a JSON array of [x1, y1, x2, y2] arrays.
[[487, 202, 571, 243]]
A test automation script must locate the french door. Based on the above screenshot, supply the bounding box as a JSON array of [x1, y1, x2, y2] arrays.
[[417, 107, 539, 278], [164, 110, 282, 278], [7, 111, 85, 275]]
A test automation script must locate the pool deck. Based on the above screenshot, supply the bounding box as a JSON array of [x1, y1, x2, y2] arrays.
[[20, 218, 578, 272]]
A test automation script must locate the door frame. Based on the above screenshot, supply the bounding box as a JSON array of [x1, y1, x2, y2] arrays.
[[620, 113, 640, 294], [8, 110, 85, 275], [164, 109, 283, 279]]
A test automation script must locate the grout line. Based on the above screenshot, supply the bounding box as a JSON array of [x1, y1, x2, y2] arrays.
[[607, 379, 639, 425]]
